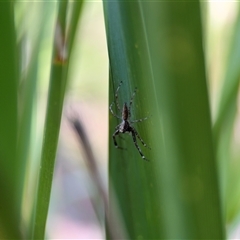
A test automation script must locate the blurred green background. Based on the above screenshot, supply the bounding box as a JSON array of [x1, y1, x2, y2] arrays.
[[1, 1, 240, 239]]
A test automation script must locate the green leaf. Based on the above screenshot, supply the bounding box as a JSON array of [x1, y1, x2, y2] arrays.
[[212, 5, 240, 225], [104, 1, 225, 239], [0, 2, 21, 239], [16, 2, 54, 227], [31, 1, 83, 239]]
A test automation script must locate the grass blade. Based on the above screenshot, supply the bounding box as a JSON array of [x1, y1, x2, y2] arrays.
[[212, 5, 240, 226], [0, 2, 21, 239], [104, 1, 225, 238], [32, 1, 83, 238]]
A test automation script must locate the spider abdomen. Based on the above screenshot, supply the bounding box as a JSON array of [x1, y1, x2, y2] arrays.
[[122, 103, 129, 120], [119, 120, 130, 133]]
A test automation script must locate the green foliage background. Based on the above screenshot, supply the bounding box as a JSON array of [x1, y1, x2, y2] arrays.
[[0, 0, 240, 239]]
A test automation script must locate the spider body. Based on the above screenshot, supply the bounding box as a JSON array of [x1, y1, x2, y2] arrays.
[[122, 103, 129, 120], [118, 120, 130, 133], [110, 81, 150, 161]]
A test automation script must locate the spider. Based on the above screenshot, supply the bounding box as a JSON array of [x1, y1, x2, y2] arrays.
[[109, 81, 150, 161]]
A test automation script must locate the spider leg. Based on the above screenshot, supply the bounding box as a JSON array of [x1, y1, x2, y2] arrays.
[[115, 124, 126, 140], [113, 129, 126, 150], [115, 123, 121, 130], [131, 129, 149, 161], [114, 81, 123, 111], [114, 125, 126, 141], [132, 127, 151, 149], [128, 87, 137, 118], [109, 102, 121, 119], [131, 116, 148, 123]]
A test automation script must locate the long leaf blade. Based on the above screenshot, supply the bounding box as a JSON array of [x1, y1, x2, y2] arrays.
[[104, 1, 225, 239], [0, 2, 21, 239]]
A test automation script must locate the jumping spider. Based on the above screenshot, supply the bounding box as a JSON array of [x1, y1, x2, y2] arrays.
[[110, 81, 150, 161]]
